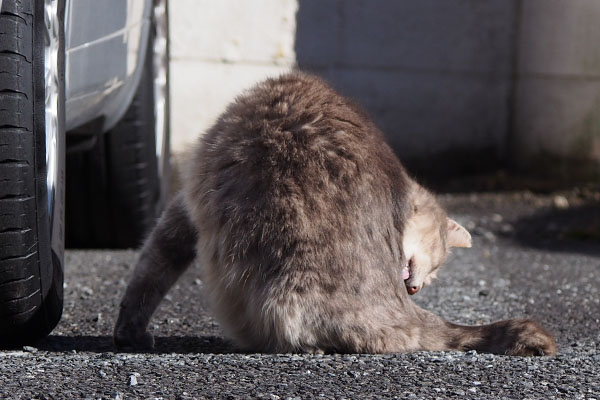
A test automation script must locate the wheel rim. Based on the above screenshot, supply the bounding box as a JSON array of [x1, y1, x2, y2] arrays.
[[44, 0, 60, 225], [153, 0, 168, 182]]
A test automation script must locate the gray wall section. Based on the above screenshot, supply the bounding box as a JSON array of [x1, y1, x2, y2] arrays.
[[295, 0, 600, 178], [295, 0, 519, 175], [512, 0, 600, 178]]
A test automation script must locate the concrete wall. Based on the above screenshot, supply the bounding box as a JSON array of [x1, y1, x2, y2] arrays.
[[293, 0, 516, 174], [512, 0, 600, 178], [169, 0, 600, 178], [169, 0, 297, 153]]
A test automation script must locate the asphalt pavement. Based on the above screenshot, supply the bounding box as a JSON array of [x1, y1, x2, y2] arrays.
[[1, 187, 599, 399]]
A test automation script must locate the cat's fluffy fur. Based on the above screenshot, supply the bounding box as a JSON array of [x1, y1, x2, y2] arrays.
[[114, 73, 556, 356]]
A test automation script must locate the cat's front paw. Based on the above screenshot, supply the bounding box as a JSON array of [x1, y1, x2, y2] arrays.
[[503, 318, 557, 356], [114, 311, 155, 352], [114, 328, 155, 352]]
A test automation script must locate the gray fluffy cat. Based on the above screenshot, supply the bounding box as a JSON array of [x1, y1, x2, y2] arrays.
[[114, 73, 556, 356]]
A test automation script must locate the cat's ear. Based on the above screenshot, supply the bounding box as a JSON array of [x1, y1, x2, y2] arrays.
[[447, 219, 472, 248]]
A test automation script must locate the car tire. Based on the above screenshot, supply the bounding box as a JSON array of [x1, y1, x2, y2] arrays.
[[66, 1, 170, 249], [0, 0, 66, 345]]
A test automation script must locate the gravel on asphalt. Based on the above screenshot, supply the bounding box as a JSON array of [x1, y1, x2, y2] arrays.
[[1, 189, 599, 399]]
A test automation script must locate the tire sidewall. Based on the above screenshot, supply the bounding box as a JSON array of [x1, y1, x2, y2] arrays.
[[32, 0, 65, 337]]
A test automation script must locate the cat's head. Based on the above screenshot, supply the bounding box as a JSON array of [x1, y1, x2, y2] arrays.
[[402, 185, 471, 295]]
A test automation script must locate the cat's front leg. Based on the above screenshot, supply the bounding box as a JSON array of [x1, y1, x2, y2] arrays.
[[114, 193, 198, 351]]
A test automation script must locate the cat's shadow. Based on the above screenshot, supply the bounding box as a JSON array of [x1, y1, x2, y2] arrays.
[[32, 335, 238, 354]]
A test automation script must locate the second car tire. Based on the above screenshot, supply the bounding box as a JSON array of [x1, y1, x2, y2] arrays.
[[66, 4, 170, 249]]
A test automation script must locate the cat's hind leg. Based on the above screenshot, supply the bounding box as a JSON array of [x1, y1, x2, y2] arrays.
[[114, 193, 197, 350], [323, 304, 556, 356], [380, 306, 557, 356], [443, 318, 557, 356]]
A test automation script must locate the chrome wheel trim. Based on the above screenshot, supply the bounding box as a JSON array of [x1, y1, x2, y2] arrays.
[[153, 0, 168, 181], [44, 0, 59, 224]]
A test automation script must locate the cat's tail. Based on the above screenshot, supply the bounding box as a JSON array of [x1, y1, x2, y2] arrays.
[[441, 317, 557, 356]]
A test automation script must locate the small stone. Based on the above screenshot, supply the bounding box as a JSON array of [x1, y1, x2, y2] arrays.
[[479, 289, 489, 297], [500, 223, 514, 233], [22, 346, 37, 353], [491, 213, 503, 223], [553, 195, 569, 209], [129, 373, 140, 386]]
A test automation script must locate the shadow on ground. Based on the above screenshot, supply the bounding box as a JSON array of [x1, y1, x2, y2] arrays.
[[35, 335, 236, 354], [429, 170, 600, 194], [512, 203, 600, 256], [433, 171, 600, 256]]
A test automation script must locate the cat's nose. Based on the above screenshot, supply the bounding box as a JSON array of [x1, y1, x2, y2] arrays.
[[407, 286, 420, 295]]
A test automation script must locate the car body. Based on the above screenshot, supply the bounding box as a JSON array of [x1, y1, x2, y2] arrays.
[[65, 0, 152, 133]]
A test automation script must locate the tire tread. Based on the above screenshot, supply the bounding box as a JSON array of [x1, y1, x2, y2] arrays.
[[0, 0, 64, 343]]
